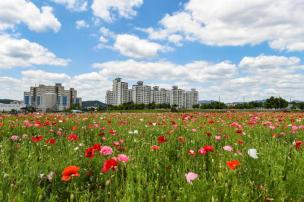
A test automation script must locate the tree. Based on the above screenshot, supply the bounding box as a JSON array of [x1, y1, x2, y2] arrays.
[[200, 101, 227, 109], [264, 96, 288, 109]]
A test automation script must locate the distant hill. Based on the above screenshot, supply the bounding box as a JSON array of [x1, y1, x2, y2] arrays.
[[292, 100, 304, 103], [0, 99, 16, 104], [199, 100, 217, 104], [82, 100, 107, 109]]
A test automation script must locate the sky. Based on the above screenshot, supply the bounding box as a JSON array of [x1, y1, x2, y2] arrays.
[[0, 0, 304, 102]]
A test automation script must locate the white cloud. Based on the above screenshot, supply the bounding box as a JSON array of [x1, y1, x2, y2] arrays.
[[91, 0, 143, 22], [75, 20, 89, 29], [239, 55, 301, 70], [98, 27, 115, 44], [0, 70, 111, 101], [0, 34, 70, 69], [0, 0, 61, 32], [21, 70, 71, 81], [114, 34, 165, 58], [52, 0, 87, 11], [93, 59, 237, 82], [144, 0, 304, 51], [1, 55, 304, 102]]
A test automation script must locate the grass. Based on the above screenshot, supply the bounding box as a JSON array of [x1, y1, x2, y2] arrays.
[[0, 112, 303, 201]]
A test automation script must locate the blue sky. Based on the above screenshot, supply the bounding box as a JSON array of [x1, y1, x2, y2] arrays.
[[1, 0, 304, 102]]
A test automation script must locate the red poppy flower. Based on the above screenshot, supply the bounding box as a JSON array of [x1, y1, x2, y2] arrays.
[[198, 145, 214, 155], [67, 134, 79, 141], [93, 143, 101, 150], [157, 136, 167, 144], [85, 147, 95, 159], [295, 140, 303, 150], [31, 135, 43, 143], [226, 160, 240, 170], [101, 159, 118, 173], [46, 138, 56, 144], [109, 129, 116, 135], [61, 166, 80, 182]]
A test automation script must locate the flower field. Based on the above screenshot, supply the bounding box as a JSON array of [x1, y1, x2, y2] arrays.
[[1, 112, 304, 201]]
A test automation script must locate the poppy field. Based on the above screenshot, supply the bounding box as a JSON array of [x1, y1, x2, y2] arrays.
[[1, 112, 304, 201]]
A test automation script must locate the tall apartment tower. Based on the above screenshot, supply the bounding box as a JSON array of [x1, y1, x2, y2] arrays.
[[24, 83, 82, 112], [112, 78, 128, 105], [132, 81, 152, 104], [106, 90, 114, 105], [132, 81, 144, 104], [105, 78, 199, 109], [152, 86, 170, 104], [170, 86, 185, 109]]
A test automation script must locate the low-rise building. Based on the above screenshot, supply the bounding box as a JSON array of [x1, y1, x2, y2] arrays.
[[24, 83, 82, 112], [0, 101, 25, 112]]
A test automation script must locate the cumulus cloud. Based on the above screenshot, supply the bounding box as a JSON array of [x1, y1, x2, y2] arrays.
[[93, 59, 237, 82], [1, 55, 304, 102], [75, 20, 89, 29], [91, 0, 143, 22], [143, 0, 304, 51], [0, 70, 112, 101], [0, 0, 61, 32], [52, 0, 87, 11], [113, 34, 166, 58], [0, 34, 70, 69]]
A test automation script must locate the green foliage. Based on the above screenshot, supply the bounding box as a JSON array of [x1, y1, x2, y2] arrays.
[[200, 101, 227, 109], [291, 102, 304, 110], [1, 112, 304, 201], [264, 96, 288, 109], [108, 102, 171, 110], [234, 101, 264, 109]]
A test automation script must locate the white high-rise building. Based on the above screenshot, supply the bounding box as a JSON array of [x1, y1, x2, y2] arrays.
[[106, 90, 114, 105], [105, 78, 199, 109], [152, 86, 170, 104], [112, 78, 128, 105], [143, 85, 152, 104], [132, 81, 152, 104], [106, 78, 129, 106], [24, 83, 82, 112], [132, 81, 144, 104], [170, 86, 185, 109]]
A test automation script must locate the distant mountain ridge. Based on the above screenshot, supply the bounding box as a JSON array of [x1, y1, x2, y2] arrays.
[[198, 100, 217, 104], [0, 99, 16, 104], [82, 100, 107, 109]]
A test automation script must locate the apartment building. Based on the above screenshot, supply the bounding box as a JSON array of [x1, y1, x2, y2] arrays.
[[105, 78, 199, 109], [132, 81, 144, 104], [24, 83, 82, 112], [170, 86, 185, 108], [112, 78, 128, 105], [152, 86, 170, 104]]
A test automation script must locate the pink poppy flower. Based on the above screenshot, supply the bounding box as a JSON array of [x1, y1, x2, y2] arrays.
[[10, 135, 19, 141], [100, 146, 113, 156], [215, 135, 222, 141], [185, 172, 198, 184], [223, 145, 233, 152], [117, 154, 129, 163]]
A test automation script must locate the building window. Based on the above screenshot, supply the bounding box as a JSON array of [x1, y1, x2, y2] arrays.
[[37, 96, 41, 105], [24, 96, 29, 105], [63, 96, 67, 106]]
